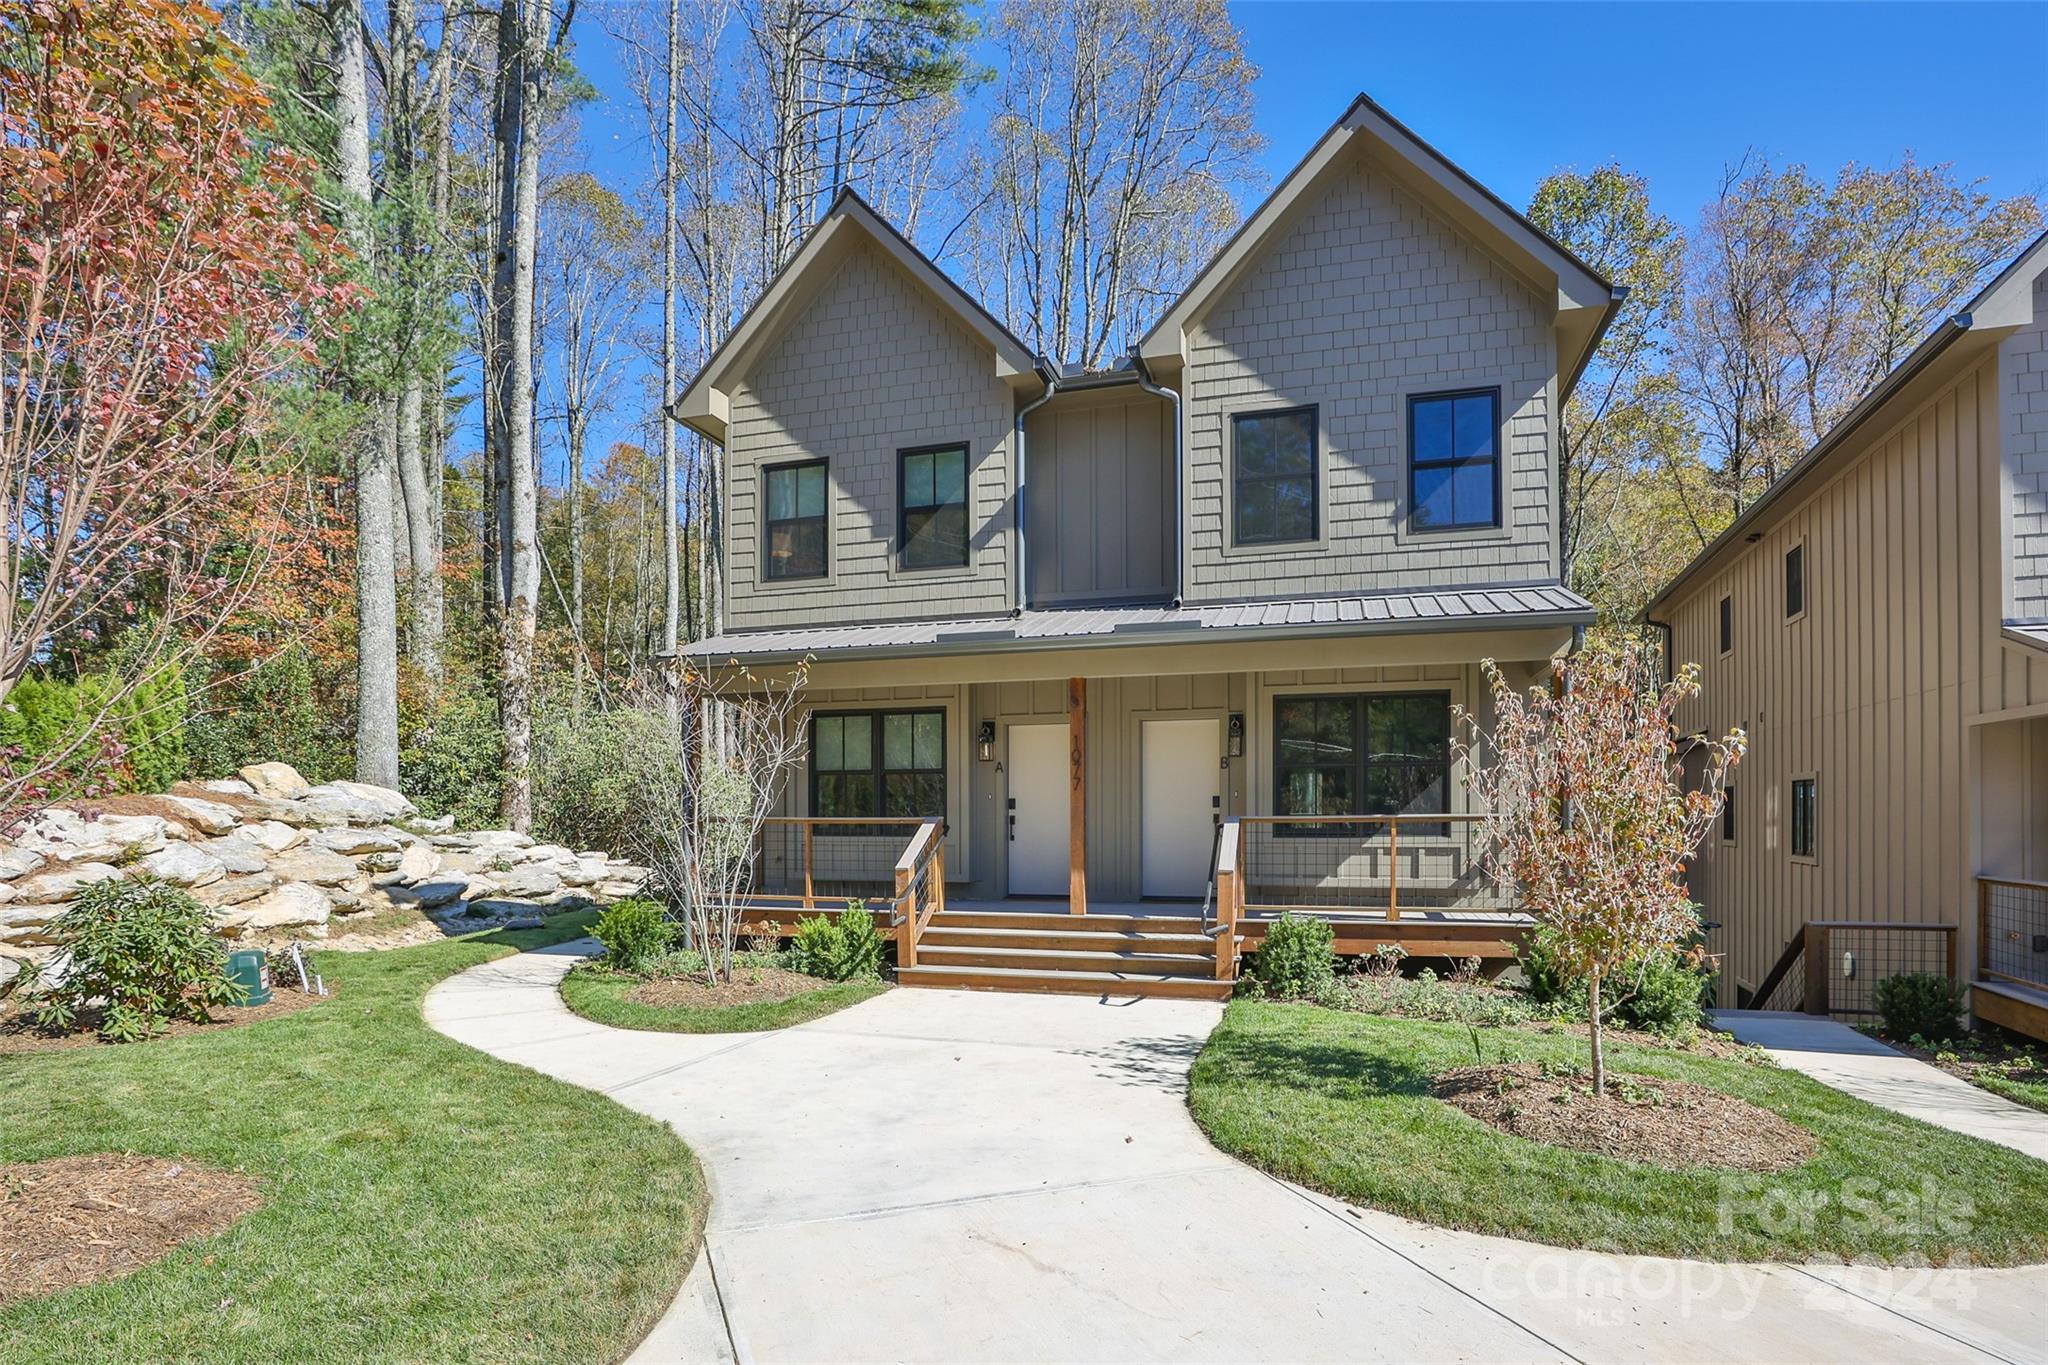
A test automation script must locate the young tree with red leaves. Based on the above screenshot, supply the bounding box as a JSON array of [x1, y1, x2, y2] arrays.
[[0, 0, 354, 812], [1456, 643, 1745, 1096]]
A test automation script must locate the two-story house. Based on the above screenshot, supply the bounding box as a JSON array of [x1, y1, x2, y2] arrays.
[[674, 95, 1621, 996], [1648, 231, 2048, 1041]]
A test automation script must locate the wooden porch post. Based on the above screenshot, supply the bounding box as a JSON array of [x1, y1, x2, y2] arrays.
[[1068, 676, 1087, 915]]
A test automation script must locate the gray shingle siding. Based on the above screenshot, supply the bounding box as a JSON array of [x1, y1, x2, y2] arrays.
[[2006, 270, 2048, 621], [1181, 146, 1557, 603], [725, 239, 1013, 631]]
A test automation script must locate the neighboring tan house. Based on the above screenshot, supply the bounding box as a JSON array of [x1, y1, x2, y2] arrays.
[[1647, 231, 2048, 1042], [673, 95, 1621, 997]]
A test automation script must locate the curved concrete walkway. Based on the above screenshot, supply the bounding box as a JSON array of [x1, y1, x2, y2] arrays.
[[425, 943, 2048, 1364]]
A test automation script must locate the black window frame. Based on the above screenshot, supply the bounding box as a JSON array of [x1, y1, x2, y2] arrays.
[[808, 707, 947, 834], [1719, 595, 1734, 655], [1230, 404, 1319, 547], [1271, 691, 1452, 837], [896, 442, 971, 571], [1721, 784, 1737, 844], [1790, 776, 1817, 860], [762, 457, 829, 582], [1406, 387, 1503, 532], [1785, 542, 1806, 620]]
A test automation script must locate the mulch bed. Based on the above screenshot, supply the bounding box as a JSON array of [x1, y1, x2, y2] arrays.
[[626, 965, 828, 1008], [0, 987, 329, 1057], [0, 1154, 262, 1305], [1880, 1030, 2048, 1096], [1434, 1062, 1816, 1172]]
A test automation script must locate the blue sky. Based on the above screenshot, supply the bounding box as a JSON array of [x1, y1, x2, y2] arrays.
[[546, 0, 2048, 483]]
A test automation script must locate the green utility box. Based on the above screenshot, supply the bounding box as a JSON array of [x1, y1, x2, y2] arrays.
[[226, 949, 272, 1006]]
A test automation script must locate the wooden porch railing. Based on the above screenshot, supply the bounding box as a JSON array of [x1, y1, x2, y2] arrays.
[[1211, 817, 1243, 980], [1745, 920, 1958, 1015], [1979, 875, 2048, 992], [1232, 813, 1512, 920], [890, 819, 946, 969], [751, 816, 932, 911]]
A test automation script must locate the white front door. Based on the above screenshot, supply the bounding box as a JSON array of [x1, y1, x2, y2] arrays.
[[1007, 723, 1069, 896], [1141, 718, 1221, 899]]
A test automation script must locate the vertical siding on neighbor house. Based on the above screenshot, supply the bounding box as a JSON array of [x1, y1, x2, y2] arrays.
[[724, 239, 1013, 631], [1024, 388, 1172, 605], [1669, 353, 2048, 1004], [2006, 272, 2048, 622], [1181, 145, 1557, 603]]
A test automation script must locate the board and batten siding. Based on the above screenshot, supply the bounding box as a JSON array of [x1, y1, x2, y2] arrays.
[[1180, 144, 1557, 604], [1023, 386, 1172, 606], [723, 239, 1013, 631], [1669, 348, 2048, 1004]]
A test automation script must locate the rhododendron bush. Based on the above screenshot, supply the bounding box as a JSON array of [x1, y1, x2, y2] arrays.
[[1455, 642, 1745, 1094], [0, 0, 353, 812]]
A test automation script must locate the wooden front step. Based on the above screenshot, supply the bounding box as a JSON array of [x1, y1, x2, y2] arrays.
[[915, 944, 1216, 978], [920, 925, 1213, 953], [922, 911, 1190, 934], [896, 965, 1233, 1001]]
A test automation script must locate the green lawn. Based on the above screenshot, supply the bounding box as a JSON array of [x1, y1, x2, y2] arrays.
[[560, 961, 887, 1033], [1189, 999, 2048, 1266], [0, 915, 707, 1364], [1978, 1072, 2048, 1115]]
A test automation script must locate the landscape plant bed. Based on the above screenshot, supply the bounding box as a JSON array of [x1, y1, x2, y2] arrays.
[[1337, 972, 1746, 1058], [1875, 1028, 2048, 1115], [0, 1154, 262, 1307], [1434, 1062, 1815, 1172], [562, 959, 887, 1034], [1189, 998, 2048, 1265], [0, 986, 331, 1057], [0, 914, 707, 1363]]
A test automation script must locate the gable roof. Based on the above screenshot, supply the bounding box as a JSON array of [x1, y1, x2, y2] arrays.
[[1645, 229, 2048, 616], [1136, 93, 1618, 390], [671, 187, 1042, 442]]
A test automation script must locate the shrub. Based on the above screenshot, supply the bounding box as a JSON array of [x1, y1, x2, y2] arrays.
[[398, 681, 503, 830], [185, 643, 350, 784], [1612, 948, 1711, 1035], [789, 904, 885, 982], [592, 898, 675, 973], [0, 662, 189, 797], [28, 876, 241, 1042], [1246, 913, 1335, 1000], [1875, 972, 1967, 1042], [1516, 926, 1584, 1010], [533, 704, 680, 853]]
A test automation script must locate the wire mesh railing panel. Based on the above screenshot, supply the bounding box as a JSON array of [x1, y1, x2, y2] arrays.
[[1237, 816, 1511, 914], [1818, 924, 1955, 1017], [1983, 879, 2048, 989], [755, 820, 924, 906]]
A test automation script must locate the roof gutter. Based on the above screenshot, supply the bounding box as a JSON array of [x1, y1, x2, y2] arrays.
[[1644, 311, 1978, 617], [1012, 362, 1061, 615], [685, 605, 1597, 669], [1130, 351, 1185, 607]]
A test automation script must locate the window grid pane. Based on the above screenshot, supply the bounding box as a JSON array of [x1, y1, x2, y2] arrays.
[[811, 710, 946, 832], [1273, 694, 1451, 835], [765, 461, 828, 579], [899, 446, 969, 568], [1233, 408, 1316, 545], [1409, 392, 1498, 530]]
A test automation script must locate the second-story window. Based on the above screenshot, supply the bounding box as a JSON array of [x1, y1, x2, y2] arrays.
[[764, 459, 828, 581], [898, 444, 969, 569], [1785, 542, 1806, 619], [1232, 406, 1317, 545], [1409, 389, 1500, 530]]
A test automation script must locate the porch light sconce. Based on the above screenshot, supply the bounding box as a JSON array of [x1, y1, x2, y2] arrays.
[[1840, 951, 1856, 981], [1226, 713, 1244, 758], [976, 721, 996, 762]]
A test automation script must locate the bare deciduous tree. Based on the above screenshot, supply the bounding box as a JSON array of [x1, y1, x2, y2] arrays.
[[951, 0, 1263, 367], [631, 661, 811, 984]]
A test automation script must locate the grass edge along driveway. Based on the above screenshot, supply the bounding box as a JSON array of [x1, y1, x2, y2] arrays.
[[559, 961, 888, 1034], [1189, 999, 2048, 1267], [0, 914, 707, 1365]]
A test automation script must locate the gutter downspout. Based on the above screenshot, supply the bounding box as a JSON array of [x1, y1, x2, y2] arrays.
[[1013, 361, 1059, 616], [1130, 352, 1184, 607]]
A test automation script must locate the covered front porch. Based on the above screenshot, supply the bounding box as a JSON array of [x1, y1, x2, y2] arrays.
[[695, 593, 1582, 992]]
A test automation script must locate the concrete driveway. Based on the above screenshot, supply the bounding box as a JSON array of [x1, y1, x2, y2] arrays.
[[425, 944, 2048, 1363]]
